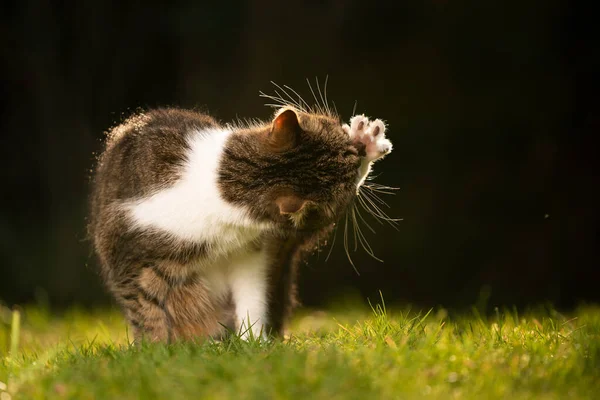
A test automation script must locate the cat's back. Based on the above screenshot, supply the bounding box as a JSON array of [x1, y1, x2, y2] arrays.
[[93, 108, 219, 202], [90, 108, 220, 237]]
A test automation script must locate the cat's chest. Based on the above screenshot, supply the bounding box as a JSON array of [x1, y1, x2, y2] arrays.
[[125, 191, 267, 258], [207, 224, 264, 256]]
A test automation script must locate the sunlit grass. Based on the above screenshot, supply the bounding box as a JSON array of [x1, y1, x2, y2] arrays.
[[1, 301, 599, 399]]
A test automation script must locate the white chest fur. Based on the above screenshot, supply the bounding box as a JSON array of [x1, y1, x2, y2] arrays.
[[123, 127, 270, 256], [122, 127, 270, 339]]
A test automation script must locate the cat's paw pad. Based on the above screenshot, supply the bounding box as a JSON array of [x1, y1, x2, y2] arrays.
[[346, 115, 392, 162], [346, 115, 370, 139]]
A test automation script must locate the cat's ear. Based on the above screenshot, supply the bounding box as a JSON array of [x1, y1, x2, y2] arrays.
[[268, 109, 301, 151], [276, 195, 307, 215]]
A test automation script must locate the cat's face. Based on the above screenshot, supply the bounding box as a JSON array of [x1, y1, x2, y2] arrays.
[[268, 109, 364, 231], [219, 107, 364, 232]]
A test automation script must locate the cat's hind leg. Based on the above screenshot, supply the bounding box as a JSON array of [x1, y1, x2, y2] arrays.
[[110, 267, 171, 343], [113, 261, 226, 343]]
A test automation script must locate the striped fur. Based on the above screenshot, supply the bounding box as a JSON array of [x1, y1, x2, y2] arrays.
[[89, 105, 392, 342]]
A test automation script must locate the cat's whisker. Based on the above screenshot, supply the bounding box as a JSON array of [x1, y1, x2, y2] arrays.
[[352, 100, 358, 116], [359, 190, 402, 230], [260, 90, 301, 113], [366, 199, 402, 227], [263, 80, 338, 117], [344, 212, 351, 254], [331, 100, 339, 118], [271, 82, 306, 112], [259, 89, 285, 103], [272, 89, 290, 105], [351, 204, 359, 252], [362, 186, 392, 209], [363, 181, 399, 196], [343, 211, 360, 275], [259, 92, 291, 108], [352, 204, 383, 262], [352, 204, 380, 261], [260, 94, 281, 107], [323, 75, 331, 114], [306, 78, 324, 115], [283, 85, 312, 113], [367, 188, 395, 200], [324, 222, 339, 263], [358, 194, 401, 239], [365, 182, 400, 191], [262, 103, 287, 110], [356, 193, 384, 226], [263, 96, 282, 106], [353, 202, 376, 234], [258, 93, 285, 104], [361, 182, 395, 202], [273, 89, 298, 110], [351, 203, 359, 252], [360, 188, 395, 220], [315, 76, 329, 116], [350, 205, 364, 253], [364, 187, 397, 197]]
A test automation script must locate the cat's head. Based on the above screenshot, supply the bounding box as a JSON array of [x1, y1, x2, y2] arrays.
[[219, 107, 371, 232]]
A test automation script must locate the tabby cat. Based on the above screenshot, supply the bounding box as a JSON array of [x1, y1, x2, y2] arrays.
[[89, 88, 393, 342]]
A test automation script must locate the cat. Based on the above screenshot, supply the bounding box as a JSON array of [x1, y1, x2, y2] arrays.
[[89, 90, 393, 342]]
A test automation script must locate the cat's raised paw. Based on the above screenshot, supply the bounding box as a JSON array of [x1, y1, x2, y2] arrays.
[[344, 115, 392, 162]]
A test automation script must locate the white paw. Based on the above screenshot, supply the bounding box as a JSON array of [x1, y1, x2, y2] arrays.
[[343, 114, 392, 162], [238, 319, 268, 342]]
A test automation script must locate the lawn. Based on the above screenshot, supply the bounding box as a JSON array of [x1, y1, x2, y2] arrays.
[[1, 300, 599, 399]]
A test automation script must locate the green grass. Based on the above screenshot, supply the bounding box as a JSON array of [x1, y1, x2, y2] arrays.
[[1, 301, 599, 399]]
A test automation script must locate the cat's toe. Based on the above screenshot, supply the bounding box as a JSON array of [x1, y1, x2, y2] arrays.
[[355, 119, 390, 161], [342, 123, 351, 136], [348, 115, 369, 139], [366, 119, 391, 160], [346, 115, 392, 162], [366, 119, 385, 138]]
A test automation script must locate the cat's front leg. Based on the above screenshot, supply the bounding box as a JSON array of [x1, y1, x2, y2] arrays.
[[228, 249, 269, 340], [265, 235, 301, 337], [343, 115, 393, 187], [343, 115, 392, 162]]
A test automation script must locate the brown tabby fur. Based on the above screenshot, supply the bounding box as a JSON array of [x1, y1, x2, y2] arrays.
[[89, 107, 363, 342]]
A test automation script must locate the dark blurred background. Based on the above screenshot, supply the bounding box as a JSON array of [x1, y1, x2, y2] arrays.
[[1, 0, 598, 311]]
